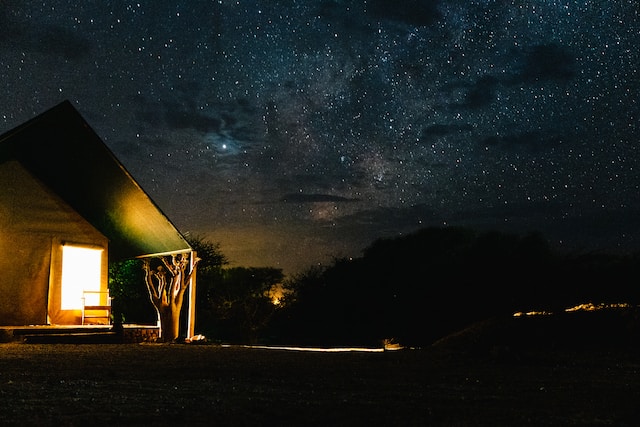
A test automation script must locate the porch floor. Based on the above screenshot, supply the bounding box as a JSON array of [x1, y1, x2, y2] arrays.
[[0, 324, 159, 344]]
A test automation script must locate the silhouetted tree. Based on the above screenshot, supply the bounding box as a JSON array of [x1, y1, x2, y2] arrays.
[[271, 265, 328, 345], [109, 259, 156, 324], [185, 234, 228, 271], [184, 235, 228, 336], [280, 226, 626, 347], [208, 266, 284, 344]]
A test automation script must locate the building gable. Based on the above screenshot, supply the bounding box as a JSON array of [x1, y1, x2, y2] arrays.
[[0, 101, 191, 260]]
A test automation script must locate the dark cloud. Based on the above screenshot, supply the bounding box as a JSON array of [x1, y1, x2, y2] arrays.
[[0, 14, 91, 60], [36, 26, 92, 60], [0, 12, 25, 46], [335, 204, 442, 235], [463, 76, 500, 109], [282, 194, 359, 203], [480, 131, 549, 151], [0, 9, 8, 36], [163, 102, 222, 133], [440, 75, 501, 111], [368, 0, 442, 27], [421, 123, 473, 140], [315, 1, 371, 33], [132, 92, 254, 135], [172, 81, 203, 100], [444, 44, 576, 103], [515, 44, 576, 83], [273, 174, 329, 193]]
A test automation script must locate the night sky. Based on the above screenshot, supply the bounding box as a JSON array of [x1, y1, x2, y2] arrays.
[[1, 1, 638, 275]]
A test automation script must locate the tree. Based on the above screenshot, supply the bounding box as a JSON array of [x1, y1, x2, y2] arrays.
[[109, 235, 227, 338], [274, 265, 330, 345], [185, 234, 228, 272], [109, 258, 156, 324], [182, 235, 228, 336], [209, 267, 284, 344], [143, 253, 201, 342]]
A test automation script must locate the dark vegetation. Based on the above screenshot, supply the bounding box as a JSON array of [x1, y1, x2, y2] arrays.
[[109, 226, 640, 347]]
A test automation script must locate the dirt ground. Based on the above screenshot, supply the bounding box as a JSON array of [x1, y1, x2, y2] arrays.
[[0, 340, 639, 426]]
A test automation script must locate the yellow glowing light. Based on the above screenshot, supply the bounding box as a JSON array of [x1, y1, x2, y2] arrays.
[[513, 310, 553, 317], [514, 302, 635, 317], [382, 338, 404, 351], [565, 302, 631, 312], [269, 285, 284, 305], [225, 345, 385, 353], [60, 245, 103, 310]]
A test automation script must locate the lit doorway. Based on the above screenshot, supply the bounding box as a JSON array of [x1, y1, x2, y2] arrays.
[[60, 245, 103, 310]]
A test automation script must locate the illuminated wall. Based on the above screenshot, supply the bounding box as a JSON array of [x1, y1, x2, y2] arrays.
[[0, 161, 109, 325]]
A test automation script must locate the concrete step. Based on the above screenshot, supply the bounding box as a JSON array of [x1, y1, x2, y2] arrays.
[[22, 331, 121, 344]]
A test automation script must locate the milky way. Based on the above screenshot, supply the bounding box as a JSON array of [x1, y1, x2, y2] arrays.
[[1, 1, 638, 275]]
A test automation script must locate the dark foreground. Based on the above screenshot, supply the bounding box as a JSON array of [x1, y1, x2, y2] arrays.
[[0, 336, 639, 426]]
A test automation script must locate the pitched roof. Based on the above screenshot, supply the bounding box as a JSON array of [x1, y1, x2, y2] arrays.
[[0, 100, 191, 260]]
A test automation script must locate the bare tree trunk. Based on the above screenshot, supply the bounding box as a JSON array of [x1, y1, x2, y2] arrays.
[[143, 252, 200, 343]]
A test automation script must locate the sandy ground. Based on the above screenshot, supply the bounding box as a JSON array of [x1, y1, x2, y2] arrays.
[[0, 341, 638, 426]]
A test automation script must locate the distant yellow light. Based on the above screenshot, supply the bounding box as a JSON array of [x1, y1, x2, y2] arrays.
[[565, 302, 631, 312], [514, 302, 635, 317], [269, 285, 284, 305], [513, 311, 553, 317]]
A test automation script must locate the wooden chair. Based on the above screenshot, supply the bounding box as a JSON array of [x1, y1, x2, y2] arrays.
[[81, 290, 112, 325]]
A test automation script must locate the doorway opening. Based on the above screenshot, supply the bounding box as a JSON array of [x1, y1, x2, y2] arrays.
[[60, 245, 103, 310]]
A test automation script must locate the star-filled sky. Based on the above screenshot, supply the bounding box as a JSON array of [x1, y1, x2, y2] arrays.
[[1, 1, 638, 275]]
